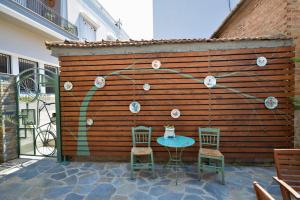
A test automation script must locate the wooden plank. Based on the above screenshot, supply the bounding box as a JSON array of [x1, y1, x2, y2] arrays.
[[61, 64, 292, 75], [60, 105, 293, 112], [60, 70, 291, 82], [58, 47, 295, 162], [60, 87, 291, 97], [60, 58, 292, 71], [60, 98, 291, 106], [60, 75, 293, 86]]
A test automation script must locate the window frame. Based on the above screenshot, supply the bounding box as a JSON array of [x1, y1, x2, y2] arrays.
[[0, 53, 11, 74], [44, 64, 58, 94], [18, 58, 38, 93]]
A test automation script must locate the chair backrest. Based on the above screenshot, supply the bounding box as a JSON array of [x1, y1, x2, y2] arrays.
[[253, 181, 275, 200], [132, 126, 152, 147], [198, 127, 220, 149], [274, 149, 300, 193]]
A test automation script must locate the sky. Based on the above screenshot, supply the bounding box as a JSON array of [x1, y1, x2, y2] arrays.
[[98, 0, 240, 40], [98, 0, 153, 40], [153, 0, 240, 39]]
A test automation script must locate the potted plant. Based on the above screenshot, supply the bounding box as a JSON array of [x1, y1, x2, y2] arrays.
[[44, 11, 55, 22], [164, 125, 175, 139]]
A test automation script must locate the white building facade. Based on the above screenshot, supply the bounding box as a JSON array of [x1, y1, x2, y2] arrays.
[[0, 0, 129, 80]]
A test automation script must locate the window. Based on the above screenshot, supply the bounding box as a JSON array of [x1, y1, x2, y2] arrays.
[[0, 53, 11, 74], [79, 15, 96, 41], [18, 58, 38, 93], [44, 64, 58, 94]]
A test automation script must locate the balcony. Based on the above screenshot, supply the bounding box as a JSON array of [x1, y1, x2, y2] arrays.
[[2, 0, 78, 39]]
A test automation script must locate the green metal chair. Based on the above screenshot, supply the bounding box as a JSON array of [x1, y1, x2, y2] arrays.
[[198, 127, 225, 184], [130, 126, 154, 179]]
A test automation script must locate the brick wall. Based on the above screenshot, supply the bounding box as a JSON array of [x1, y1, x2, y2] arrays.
[[214, 0, 288, 38], [214, 0, 300, 147], [0, 74, 18, 163], [288, 0, 300, 146]]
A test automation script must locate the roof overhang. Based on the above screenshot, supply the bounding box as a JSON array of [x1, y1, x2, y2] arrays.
[[46, 37, 293, 57]]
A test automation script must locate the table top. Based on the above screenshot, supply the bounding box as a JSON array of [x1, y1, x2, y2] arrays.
[[157, 135, 195, 148]]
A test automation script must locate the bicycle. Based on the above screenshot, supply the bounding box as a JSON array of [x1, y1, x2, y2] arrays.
[[34, 99, 57, 156]]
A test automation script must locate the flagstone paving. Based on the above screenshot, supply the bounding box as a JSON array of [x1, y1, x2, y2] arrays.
[[0, 158, 281, 200]]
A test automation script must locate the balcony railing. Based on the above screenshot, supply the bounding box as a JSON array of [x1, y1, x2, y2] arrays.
[[12, 0, 78, 37]]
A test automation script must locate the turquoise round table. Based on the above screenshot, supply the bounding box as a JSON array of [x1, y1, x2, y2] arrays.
[[157, 135, 195, 185]]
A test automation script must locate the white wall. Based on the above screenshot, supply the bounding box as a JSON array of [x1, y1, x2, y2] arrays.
[[66, 0, 121, 41], [0, 14, 58, 67]]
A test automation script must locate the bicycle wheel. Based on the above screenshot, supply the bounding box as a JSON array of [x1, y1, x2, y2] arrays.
[[19, 77, 39, 103], [35, 130, 56, 156]]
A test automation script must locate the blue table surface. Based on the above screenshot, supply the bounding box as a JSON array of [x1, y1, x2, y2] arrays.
[[157, 135, 195, 148]]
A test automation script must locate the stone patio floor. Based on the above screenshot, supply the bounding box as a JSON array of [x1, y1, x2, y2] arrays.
[[0, 158, 281, 200]]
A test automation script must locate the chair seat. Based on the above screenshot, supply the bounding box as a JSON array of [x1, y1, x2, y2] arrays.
[[131, 147, 152, 155], [199, 148, 223, 158]]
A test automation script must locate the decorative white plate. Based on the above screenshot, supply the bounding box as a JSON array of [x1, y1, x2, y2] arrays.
[[256, 56, 267, 67], [143, 83, 151, 91], [129, 101, 141, 113], [171, 109, 181, 118], [86, 118, 93, 126], [152, 60, 161, 69], [264, 96, 278, 109], [94, 76, 105, 88], [204, 76, 217, 88], [64, 81, 73, 91]]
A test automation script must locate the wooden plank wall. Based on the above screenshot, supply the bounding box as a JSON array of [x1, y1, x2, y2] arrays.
[[59, 46, 294, 163]]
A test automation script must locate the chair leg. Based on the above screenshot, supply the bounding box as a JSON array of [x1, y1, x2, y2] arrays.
[[221, 158, 225, 185], [198, 156, 202, 180], [130, 153, 134, 180], [151, 152, 155, 178]]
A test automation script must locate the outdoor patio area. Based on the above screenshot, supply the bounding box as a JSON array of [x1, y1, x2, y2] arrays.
[[0, 158, 280, 200]]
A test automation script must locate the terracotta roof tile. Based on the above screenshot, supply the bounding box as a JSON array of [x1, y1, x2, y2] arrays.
[[45, 36, 292, 49]]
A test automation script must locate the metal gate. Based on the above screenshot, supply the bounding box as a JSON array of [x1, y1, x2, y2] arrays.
[[16, 67, 61, 161]]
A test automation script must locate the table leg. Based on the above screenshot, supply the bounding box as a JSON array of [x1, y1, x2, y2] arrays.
[[164, 147, 186, 185], [175, 147, 178, 185]]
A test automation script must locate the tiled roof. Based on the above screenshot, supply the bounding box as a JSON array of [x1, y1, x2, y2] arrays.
[[45, 36, 292, 49]]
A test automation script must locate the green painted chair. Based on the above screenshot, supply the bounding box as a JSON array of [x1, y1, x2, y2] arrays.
[[198, 127, 225, 184], [130, 126, 154, 179]]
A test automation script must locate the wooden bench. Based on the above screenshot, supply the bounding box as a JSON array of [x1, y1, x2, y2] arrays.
[[273, 149, 300, 200], [253, 181, 275, 200]]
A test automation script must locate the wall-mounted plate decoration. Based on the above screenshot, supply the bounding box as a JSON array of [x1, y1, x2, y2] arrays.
[[256, 56, 267, 67], [87, 118, 93, 126], [94, 76, 105, 88], [204, 75, 216, 88], [64, 81, 73, 91], [171, 109, 181, 118], [143, 83, 151, 91], [264, 96, 278, 110], [152, 60, 161, 69], [129, 101, 141, 113]]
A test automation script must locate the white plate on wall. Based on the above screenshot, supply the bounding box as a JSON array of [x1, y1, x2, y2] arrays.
[[152, 60, 161, 69], [204, 76, 216, 88], [256, 56, 267, 67], [171, 109, 181, 118], [64, 81, 73, 91], [129, 101, 141, 113], [143, 83, 151, 91], [86, 118, 93, 126], [264, 96, 278, 109], [94, 76, 106, 88]]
